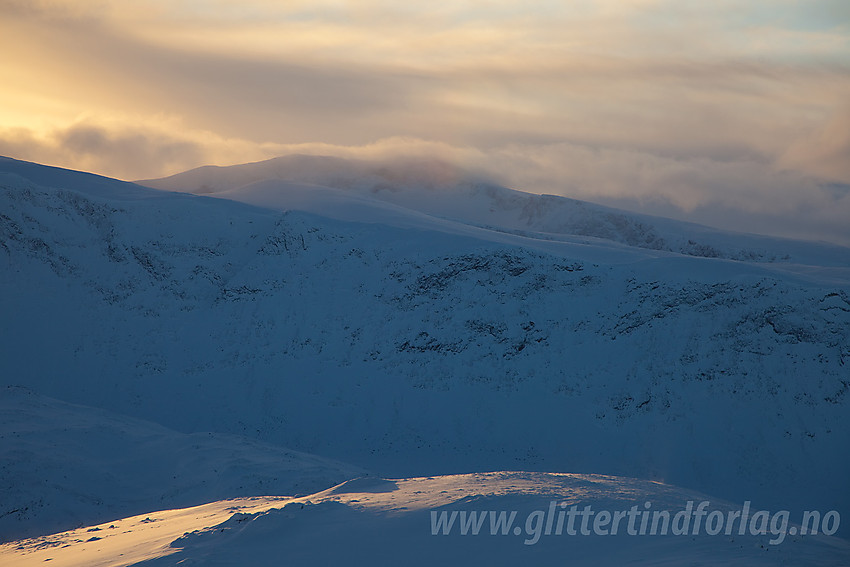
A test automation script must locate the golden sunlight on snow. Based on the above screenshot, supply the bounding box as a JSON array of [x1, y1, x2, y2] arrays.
[[0, 497, 290, 567]]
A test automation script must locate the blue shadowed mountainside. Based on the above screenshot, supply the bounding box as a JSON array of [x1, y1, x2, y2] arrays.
[[1, 155, 848, 564]]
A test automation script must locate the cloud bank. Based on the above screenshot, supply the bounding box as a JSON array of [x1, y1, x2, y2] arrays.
[[1, 0, 848, 243]]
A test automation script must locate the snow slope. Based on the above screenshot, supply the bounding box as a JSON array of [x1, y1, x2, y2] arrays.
[[3, 472, 848, 566], [0, 387, 362, 542], [2, 155, 850, 559]]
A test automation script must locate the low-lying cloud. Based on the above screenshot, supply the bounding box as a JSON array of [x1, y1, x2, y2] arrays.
[[1, 0, 848, 244], [0, 123, 206, 181]]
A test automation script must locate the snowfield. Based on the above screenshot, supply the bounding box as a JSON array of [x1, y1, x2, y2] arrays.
[[0, 387, 362, 542], [1, 155, 849, 564], [3, 472, 849, 566]]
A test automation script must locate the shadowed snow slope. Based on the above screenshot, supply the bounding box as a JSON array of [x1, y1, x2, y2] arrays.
[[2, 156, 850, 558], [0, 387, 362, 542]]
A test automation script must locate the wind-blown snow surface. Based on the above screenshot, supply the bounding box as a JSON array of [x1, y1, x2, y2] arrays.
[[4, 473, 850, 566], [2, 155, 850, 562]]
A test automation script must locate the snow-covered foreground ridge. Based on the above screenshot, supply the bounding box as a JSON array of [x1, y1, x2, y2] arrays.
[[1, 155, 849, 557], [3, 472, 849, 566]]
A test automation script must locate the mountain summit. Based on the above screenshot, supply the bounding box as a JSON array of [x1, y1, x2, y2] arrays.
[[2, 155, 849, 561], [141, 154, 850, 267]]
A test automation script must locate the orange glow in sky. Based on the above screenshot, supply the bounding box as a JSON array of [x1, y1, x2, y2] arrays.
[[1, 0, 849, 243]]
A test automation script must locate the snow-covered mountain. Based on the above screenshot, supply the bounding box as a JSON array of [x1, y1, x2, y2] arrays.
[[140, 154, 850, 266], [2, 155, 849, 562]]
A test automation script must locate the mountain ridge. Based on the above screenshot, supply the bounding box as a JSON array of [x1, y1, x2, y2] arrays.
[[139, 154, 850, 266], [1, 156, 848, 546]]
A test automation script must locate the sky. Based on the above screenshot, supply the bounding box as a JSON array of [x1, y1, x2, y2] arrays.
[[2, 0, 849, 244]]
